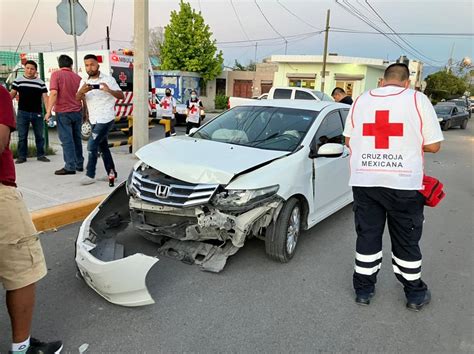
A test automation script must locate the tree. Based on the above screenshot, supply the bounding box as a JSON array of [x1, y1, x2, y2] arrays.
[[160, 1, 223, 81], [424, 70, 468, 101], [233, 59, 256, 71], [149, 27, 164, 57]]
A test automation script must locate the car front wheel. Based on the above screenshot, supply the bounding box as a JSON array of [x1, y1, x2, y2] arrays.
[[265, 197, 301, 263], [460, 118, 468, 129], [81, 121, 92, 140], [442, 119, 451, 131]]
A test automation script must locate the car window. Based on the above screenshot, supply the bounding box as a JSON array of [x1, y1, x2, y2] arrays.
[[295, 91, 316, 100], [311, 90, 334, 101], [434, 105, 452, 115], [273, 89, 292, 99], [313, 110, 344, 149], [193, 105, 319, 152], [453, 107, 458, 114]]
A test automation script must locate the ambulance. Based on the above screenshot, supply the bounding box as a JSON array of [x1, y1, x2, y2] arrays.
[[9, 49, 157, 139]]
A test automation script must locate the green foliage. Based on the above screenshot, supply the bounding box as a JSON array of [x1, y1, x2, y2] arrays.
[[10, 143, 55, 159], [233, 60, 256, 71], [425, 70, 468, 101], [214, 94, 229, 110], [160, 1, 223, 81]]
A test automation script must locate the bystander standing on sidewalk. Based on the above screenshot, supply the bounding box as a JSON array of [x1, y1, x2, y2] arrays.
[[45, 55, 84, 175], [0, 85, 62, 354], [160, 88, 177, 136], [185, 89, 204, 135], [76, 54, 124, 185], [9, 60, 50, 164]]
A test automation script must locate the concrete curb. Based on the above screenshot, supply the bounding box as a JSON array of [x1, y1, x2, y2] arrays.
[[31, 194, 107, 232]]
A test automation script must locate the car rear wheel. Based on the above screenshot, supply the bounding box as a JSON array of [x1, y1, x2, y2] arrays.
[[81, 121, 92, 140], [442, 119, 451, 131], [265, 197, 301, 263], [460, 118, 468, 129]]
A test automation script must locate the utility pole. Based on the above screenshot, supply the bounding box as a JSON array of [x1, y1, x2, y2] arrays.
[[284, 39, 288, 55], [106, 26, 111, 50], [132, 0, 149, 152], [69, 0, 78, 72], [446, 42, 455, 73], [320, 9, 330, 93]]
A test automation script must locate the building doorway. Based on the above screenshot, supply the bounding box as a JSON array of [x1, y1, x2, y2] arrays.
[[233, 80, 253, 98]]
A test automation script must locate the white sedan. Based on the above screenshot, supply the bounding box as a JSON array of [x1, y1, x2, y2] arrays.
[[75, 100, 353, 306]]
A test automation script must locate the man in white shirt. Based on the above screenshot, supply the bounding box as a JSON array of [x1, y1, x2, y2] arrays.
[[343, 63, 444, 311], [76, 54, 124, 185]]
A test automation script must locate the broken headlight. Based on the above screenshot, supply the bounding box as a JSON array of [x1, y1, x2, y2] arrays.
[[126, 161, 148, 196], [212, 185, 279, 209]]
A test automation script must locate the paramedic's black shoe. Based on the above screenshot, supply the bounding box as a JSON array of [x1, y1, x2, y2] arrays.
[[406, 290, 431, 312], [16, 158, 27, 164], [355, 292, 374, 306], [37, 156, 50, 162], [26, 337, 63, 353], [54, 168, 76, 175]]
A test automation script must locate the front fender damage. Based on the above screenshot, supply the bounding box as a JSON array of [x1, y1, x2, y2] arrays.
[[75, 182, 159, 307]]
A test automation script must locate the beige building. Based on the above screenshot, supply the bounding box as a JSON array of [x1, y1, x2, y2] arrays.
[[225, 62, 278, 98], [269, 54, 390, 98]]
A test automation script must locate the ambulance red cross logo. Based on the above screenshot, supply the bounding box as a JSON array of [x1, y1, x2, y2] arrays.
[[118, 72, 127, 84], [363, 110, 404, 149]]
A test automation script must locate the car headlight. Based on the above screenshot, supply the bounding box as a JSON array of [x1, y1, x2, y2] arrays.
[[212, 185, 279, 209], [126, 161, 148, 196], [437, 117, 443, 122]]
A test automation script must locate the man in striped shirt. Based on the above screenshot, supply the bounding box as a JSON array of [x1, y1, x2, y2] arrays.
[[10, 60, 50, 164]]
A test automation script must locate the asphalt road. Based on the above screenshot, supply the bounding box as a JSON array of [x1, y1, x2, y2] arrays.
[[0, 123, 472, 352]]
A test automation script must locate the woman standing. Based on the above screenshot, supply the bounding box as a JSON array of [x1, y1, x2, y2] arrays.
[[185, 90, 204, 135]]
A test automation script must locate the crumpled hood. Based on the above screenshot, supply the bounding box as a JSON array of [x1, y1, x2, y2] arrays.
[[135, 136, 288, 185]]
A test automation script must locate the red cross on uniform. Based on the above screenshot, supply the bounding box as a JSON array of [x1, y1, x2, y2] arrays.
[[363, 110, 404, 149], [161, 99, 170, 109], [189, 105, 198, 114]]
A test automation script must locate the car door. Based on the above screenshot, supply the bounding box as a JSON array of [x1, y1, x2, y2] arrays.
[[311, 109, 351, 220]]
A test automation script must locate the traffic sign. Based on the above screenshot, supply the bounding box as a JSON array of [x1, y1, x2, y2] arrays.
[[57, 0, 88, 36]]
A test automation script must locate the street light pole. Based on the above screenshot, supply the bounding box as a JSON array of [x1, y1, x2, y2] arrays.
[[320, 9, 330, 93], [132, 0, 149, 152]]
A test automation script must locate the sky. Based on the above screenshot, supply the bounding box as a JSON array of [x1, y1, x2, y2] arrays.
[[0, 0, 472, 71]]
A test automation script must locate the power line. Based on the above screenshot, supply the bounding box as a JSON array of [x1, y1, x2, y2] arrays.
[[335, 0, 440, 66], [230, 0, 250, 41], [14, 0, 40, 54], [276, 0, 322, 31], [330, 28, 474, 36], [364, 0, 444, 63], [254, 0, 288, 53]]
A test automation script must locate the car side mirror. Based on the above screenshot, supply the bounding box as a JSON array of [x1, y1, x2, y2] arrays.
[[309, 143, 344, 158]]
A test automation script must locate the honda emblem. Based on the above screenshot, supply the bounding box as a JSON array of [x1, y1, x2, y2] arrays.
[[156, 184, 170, 198]]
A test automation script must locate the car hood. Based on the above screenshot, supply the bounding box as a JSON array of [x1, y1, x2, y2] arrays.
[[135, 136, 288, 185]]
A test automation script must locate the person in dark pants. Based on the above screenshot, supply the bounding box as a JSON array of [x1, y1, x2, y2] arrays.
[[10, 60, 50, 164], [185, 90, 204, 135], [45, 55, 84, 175], [331, 87, 353, 105], [76, 54, 124, 185], [343, 63, 444, 311], [160, 88, 177, 136]]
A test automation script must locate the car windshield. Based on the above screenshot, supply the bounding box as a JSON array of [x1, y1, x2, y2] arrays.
[[192, 106, 319, 152], [434, 106, 452, 114], [450, 101, 465, 108]]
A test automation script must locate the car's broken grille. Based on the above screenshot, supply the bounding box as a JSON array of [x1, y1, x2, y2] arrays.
[[130, 169, 218, 207]]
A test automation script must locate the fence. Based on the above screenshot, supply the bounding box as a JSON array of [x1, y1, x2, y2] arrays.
[[1, 51, 50, 156]]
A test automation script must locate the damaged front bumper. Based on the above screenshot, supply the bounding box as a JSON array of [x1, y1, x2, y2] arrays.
[[75, 182, 159, 307], [76, 181, 283, 307]]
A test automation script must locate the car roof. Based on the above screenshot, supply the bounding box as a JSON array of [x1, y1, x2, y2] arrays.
[[436, 102, 456, 106], [236, 99, 348, 112]]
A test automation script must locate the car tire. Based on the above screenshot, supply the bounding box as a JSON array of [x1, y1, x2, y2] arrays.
[[81, 121, 92, 140], [265, 197, 301, 263], [442, 119, 451, 131], [460, 118, 468, 129]]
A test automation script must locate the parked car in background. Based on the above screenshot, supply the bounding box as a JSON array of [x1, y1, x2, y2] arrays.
[[448, 98, 471, 118], [75, 100, 352, 306], [228, 87, 333, 109], [434, 102, 469, 130]]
